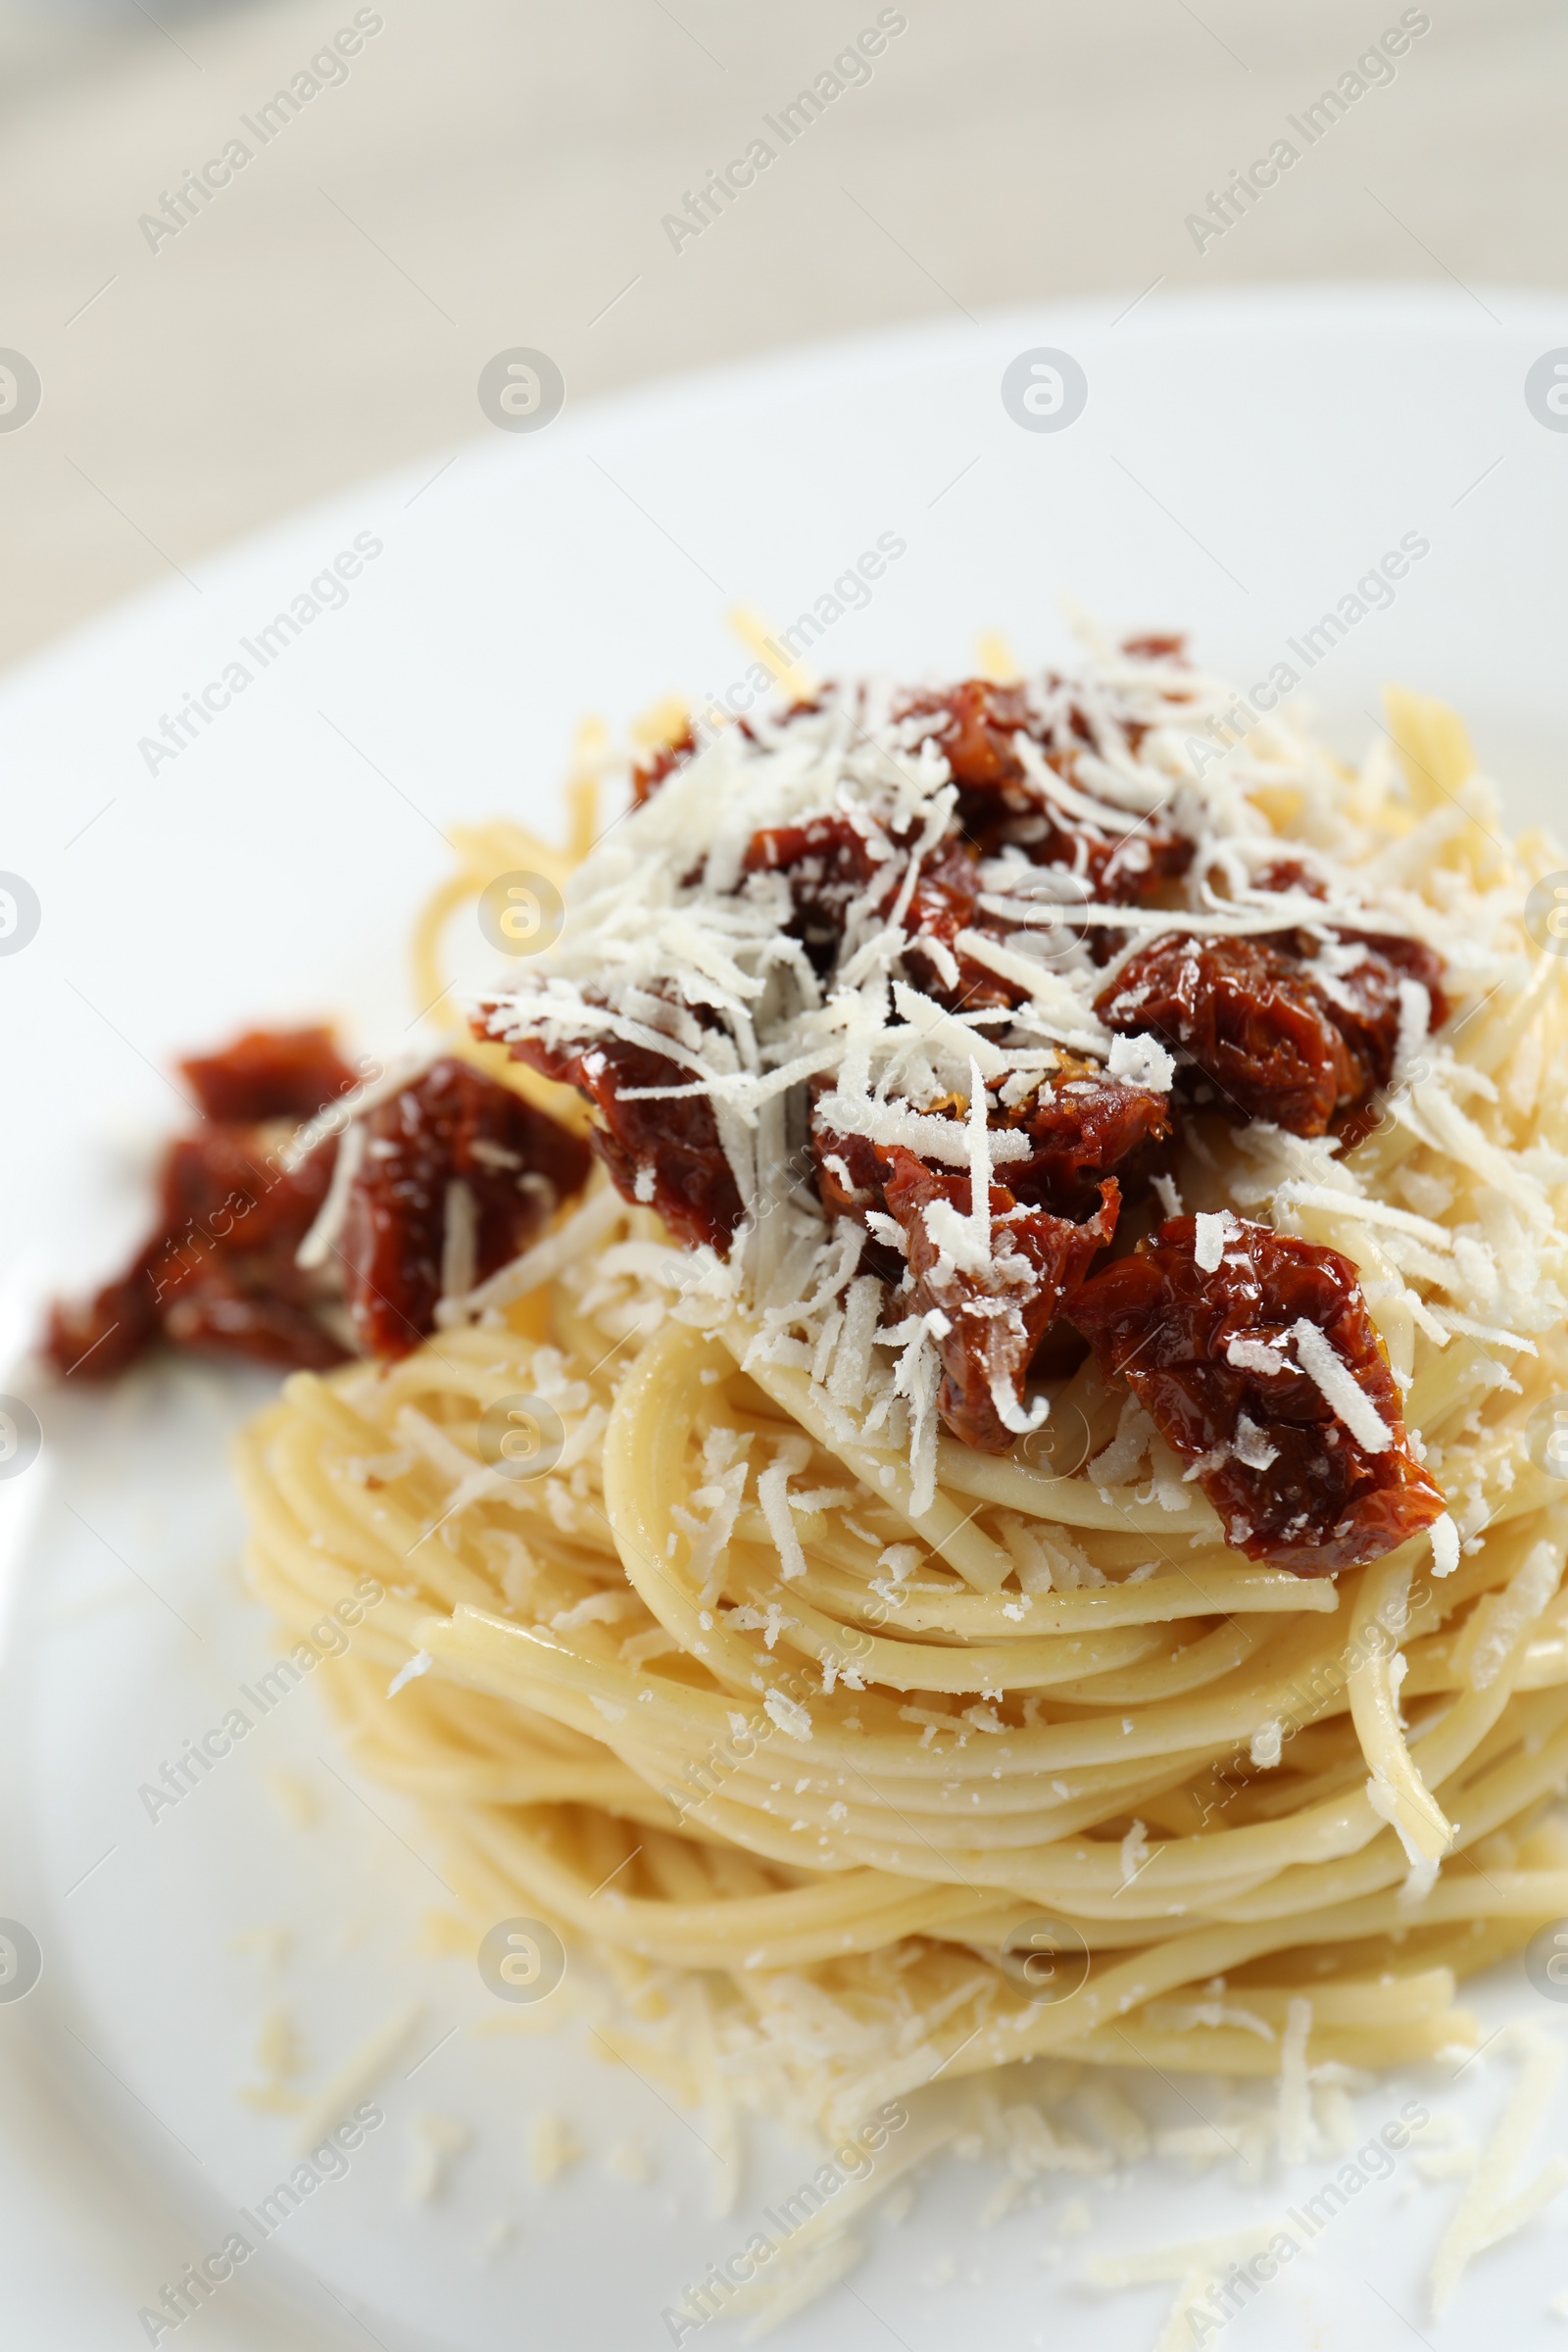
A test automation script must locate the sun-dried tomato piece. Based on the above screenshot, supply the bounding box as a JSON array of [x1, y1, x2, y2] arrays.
[[337, 1058, 591, 1357], [631, 723, 698, 804], [46, 1115, 346, 1381], [807, 1107, 885, 1222], [1294, 929, 1446, 1149], [899, 833, 1023, 1010], [164, 1138, 340, 1350], [1311, 950, 1419, 1112], [810, 1072, 1164, 1257], [1330, 929, 1449, 1053], [158, 1243, 350, 1370], [160, 1126, 335, 1259], [742, 813, 1023, 1007], [882, 1148, 1120, 1451], [1067, 1214, 1446, 1572], [1097, 926, 1447, 1139], [741, 794, 1156, 1014], [743, 813, 880, 887], [44, 1252, 164, 1380], [1252, 856, 1326, 900], [810, 1073, 1153, 1445], [804, 1109, 904, 1282], [1004, 1076, 1172, 1220], [893, 680, 1194, 899], [895, 679, 1038, 834], [50, 1226, 347, 1378], [178, 1026, 358, 1124], [1003, 806, 1195, 906], [1351, 929, 1447, 1022], [48, 1034, 591, 1379], [1097, 933, 1360, 1134], [509, 1031, 740, 1254], [742, 813, 890, 972], [1120, 632, 1188, 662]]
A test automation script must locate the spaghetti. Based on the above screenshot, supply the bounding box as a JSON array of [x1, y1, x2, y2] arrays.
[[235, 641, 1568, 2165]]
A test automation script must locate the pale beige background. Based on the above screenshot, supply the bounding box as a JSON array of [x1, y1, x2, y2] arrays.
[[2, 0, 1564, 665]]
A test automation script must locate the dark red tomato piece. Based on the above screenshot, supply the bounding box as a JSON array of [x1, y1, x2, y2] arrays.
[[1313, 948, 1420, 1112], [881, 1148, 1120, 1451], [507, 1031, 741, 1254], [806, 1108, 905, 1282], [1314, 930, 1448, 1152], [744, 814, 1020, 1006], [178, 1026, 358, 1124], [160, 1126, 336, 1258], [157, 1243, 350, 1370], [46, 1122, 345, 1380], [337, 1059, 592, 1357], [899, 833, 1023, 1010], [631, 723, 698, 805], [1348, 930, 1447, 1028], [895, 678, 1038, 836], [808, 1103, 887, 1224], [808, 1076, 1164, 1231], [742, 813, 891, 973], [1097, 928, 1448, 1139], [1096, 934, 1359, 1134], [1328, 930, 1450, 1068], [1251, 857, 1327, 900], [1004, 1077, 1171, 1220], [1003, 805, 1194, 906], [49, 1036, 591, 1380], [810, 1073, 1163, 1293], [894, 680, 1193, 895], [44, 1250, 165, 1380], [1067, 1214, 1446, 1572]]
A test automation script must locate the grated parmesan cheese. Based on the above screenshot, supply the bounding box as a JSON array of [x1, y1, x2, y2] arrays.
[[1430, 2031, 1568, 2315], [1277, 1997, 1313, 2165], [1290, 1319, 1393, 1453], [1107, 1031, 1176, 1091], [295, 1117, 366, 1271], [1249, 1719, 1283, 1768], [1193, 1210, 1236, 1273], [763, 1689, 813, 1741], [290, 2002, 422, 2154], [387, 1649, 434, 1697], [405, 2110, 470, 2203], [529, 2109, 584, 2184], [1429, 1510, 1460, 1577]]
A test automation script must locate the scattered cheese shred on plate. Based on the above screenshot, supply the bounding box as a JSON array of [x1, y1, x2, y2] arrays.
[[529, 2109, 584, 2184], [289, 2000, 422, 2154], [1430, 2030, 1568, 2315]]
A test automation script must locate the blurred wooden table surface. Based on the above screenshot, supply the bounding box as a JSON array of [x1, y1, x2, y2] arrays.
[[1, 0, 1564, 664]]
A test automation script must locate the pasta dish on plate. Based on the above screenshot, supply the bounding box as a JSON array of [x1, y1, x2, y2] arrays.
[[48, 628, 1568, 2323]]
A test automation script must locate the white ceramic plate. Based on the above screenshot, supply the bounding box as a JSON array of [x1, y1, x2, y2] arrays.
[[3, 285, 1568, 2351]]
